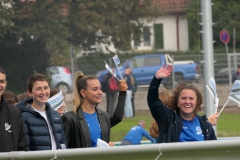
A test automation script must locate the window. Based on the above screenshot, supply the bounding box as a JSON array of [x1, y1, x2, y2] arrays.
[[133, 26, 151, 47], [129, 58, 144, 68], [129, 56, 160, 68], [48, 66, 59, 75], [154, 24, 164, 49], [144, 57, 160, 66], [143, 27, 150, 46]]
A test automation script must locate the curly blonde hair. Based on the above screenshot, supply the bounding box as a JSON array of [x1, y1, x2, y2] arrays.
[[149, 119, 159, 138], [149, 90, 171, 137]]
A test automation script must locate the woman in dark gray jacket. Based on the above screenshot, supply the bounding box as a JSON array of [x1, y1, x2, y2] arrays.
[[61, 71, 127, 148]]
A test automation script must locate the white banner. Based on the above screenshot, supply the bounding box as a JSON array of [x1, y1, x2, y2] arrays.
[[206, 77, 219, 113], [47, 90, 64, 110]]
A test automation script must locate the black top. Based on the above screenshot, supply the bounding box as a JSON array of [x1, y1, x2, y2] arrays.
[[0, 96, 28, 152]]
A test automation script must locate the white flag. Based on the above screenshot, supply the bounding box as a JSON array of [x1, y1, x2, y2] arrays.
[[104, 62, 119, 80], [111, 54, 132, 98], [228, 80, 240, 104], [97, 138, 110, 147], [206, 77, 219, 113], [112, 54, 123, 80], [47, 90, 64, 110], [219, 80, 240, 116]]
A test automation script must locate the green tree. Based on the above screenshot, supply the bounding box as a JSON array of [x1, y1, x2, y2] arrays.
[[0, 0, 64, 93], [0, 0, 161, 93], [66, 0, 160, 51], [186, 0, 240, 50]]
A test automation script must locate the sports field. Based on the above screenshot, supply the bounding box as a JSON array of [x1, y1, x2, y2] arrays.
[[110, 110, 240, 142]]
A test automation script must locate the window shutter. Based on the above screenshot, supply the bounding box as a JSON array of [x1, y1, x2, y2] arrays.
[[154, 24, 164, 49]]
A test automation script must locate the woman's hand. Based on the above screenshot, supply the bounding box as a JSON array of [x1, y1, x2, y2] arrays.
[[208, 112, 219, 126], [155, 64, 173, 79], [118, 80, 128, 91], [108, 141, 115, 147]]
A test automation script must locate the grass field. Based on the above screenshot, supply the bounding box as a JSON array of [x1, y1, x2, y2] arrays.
[[110, 111, 240, 142]]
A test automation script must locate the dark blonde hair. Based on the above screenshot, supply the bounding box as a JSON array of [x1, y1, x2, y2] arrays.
[[158, 89, 171, 107], [17, 92, 30, 101], [149, 119, 159, 138], [149, 90, 171, 137], [169, 83, 203, 115], [72, 71, 97, 113]]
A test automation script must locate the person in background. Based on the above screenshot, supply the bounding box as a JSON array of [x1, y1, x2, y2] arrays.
[[149, 90, 171, 143], [2, 91, 18, 106], [231, 64, 240, 109], [0, 67, 28, 152], [101, 68, 119, 116], [16, 73, 67, 151], [121, 120, 154, 145], [149, 119, 158, 143], [17, 92, 30, 102], [61, 71, 127, 148], [148, 64, 217, 143], [129, 68, 137, 117], [49, 89, 66, 116], [123, 67, 133, 118], [231, 64, 240, 83]]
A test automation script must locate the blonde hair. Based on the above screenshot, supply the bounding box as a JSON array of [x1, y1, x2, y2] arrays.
[[149, 89, 172, 137], [149, 119, 159, 138], [72, 71, 97, 113], [158, 89, 171, 107]]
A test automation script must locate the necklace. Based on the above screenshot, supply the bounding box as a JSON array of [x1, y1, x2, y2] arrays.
[[83, 111, 101, 129], [83, 110, 98, 120]]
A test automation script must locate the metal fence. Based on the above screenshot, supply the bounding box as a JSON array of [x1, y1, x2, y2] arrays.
[[1, 139, 239, 160], [76, 52, 240, 108]]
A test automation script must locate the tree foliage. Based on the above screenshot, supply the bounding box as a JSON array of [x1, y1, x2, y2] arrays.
[[66, 0, 160, 51], [186, 0, 240, 50], [0, 0, 161, 93]]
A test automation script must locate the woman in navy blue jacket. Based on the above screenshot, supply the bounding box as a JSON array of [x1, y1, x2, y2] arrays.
[[17, 73, 67, 151], [147, 64, 216, 143]]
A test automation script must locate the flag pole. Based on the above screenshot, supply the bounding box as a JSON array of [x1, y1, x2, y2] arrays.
[[218, 99, 230, 116]]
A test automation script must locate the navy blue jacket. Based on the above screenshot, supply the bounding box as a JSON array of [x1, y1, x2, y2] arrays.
[[17, 98, 67, 151], [147, 76, 217, 143]]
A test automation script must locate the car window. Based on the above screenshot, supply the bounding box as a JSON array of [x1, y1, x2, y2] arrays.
[[129, 58, 144, 68], [48, 66, 59, 75], [129, 56, 161, 68], [144, 57, 160, 66]]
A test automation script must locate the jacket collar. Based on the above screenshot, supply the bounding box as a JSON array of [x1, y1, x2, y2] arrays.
[[76, 106, 109, 147]]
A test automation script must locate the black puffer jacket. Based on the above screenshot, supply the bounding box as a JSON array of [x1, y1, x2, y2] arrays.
[[17, 98, 67, 151], [147, 76, 217, 143]]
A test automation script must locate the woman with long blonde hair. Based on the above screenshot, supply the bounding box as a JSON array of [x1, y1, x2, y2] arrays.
[[61, 71, 127, 148]]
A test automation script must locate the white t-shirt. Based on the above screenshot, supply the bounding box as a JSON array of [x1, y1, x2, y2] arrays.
[[33, 108, 57, 150]]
